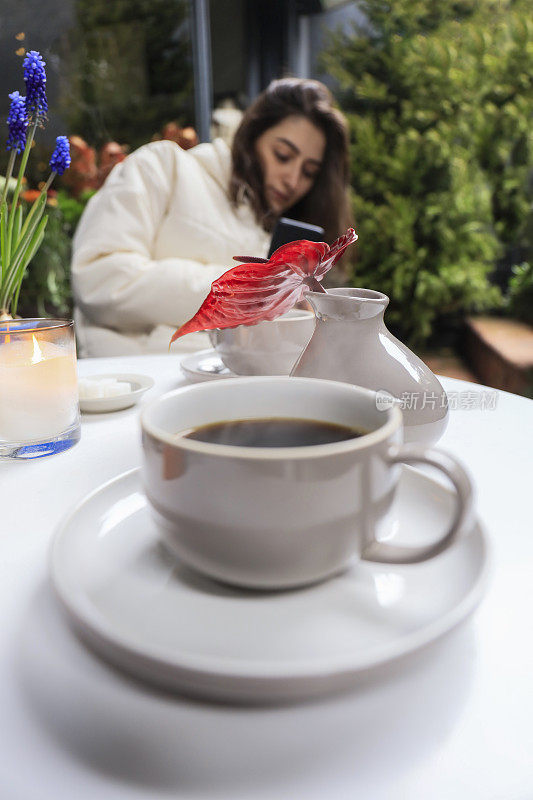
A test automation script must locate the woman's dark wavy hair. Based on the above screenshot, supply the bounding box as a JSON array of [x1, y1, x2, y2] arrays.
[[229, 78, 352, 245]]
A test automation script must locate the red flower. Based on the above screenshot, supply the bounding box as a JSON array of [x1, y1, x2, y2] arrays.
[[21, 189, 41, 203], [161, 122, 199, 150], [61, 136, 128, 197], [170, 228, 357, 344]]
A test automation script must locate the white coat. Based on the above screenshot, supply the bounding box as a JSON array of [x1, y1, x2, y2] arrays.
[[71, 138, 271, 356]]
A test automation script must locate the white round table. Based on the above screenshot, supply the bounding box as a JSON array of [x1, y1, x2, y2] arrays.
[[0, 353, 531, 800]]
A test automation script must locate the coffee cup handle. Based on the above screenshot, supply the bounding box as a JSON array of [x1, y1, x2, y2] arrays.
[[362, 444, 473, 564]]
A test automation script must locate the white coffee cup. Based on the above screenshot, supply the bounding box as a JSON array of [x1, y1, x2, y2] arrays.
[[141, 377, 472, 590], [208, 308, 315, 375]]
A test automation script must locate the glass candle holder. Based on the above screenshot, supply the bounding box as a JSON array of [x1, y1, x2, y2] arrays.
[[0, 318, 81, 459]]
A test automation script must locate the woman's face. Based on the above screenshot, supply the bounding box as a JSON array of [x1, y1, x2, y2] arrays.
[[255, 115, 326, 214]]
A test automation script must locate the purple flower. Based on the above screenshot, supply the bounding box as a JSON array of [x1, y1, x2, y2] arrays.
[[23, 50, 48, 124], [6, 91, 27, 153], [49, 136, 71, 175]]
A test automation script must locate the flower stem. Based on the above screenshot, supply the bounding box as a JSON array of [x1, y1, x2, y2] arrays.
[[7, 119, 38, 253], [42, 172, 55, 193], [16, 171, 55, 248], [0, 150, 17, 209]]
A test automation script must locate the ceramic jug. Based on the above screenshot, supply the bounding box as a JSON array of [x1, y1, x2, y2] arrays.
[[291, 288, 449, 445]]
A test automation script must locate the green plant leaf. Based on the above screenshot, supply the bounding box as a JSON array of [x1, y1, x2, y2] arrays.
[[15, 191, 47, 251], [0, 210, 48, 312], [12, 204, 23, 256], [0, 202, 7, 287], [9, 217, 48, 317]]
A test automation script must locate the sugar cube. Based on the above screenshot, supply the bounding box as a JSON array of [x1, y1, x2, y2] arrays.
[[78, 377, 132, 399]]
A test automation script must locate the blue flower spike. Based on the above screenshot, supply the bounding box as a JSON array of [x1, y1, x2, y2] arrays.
[[6, 91, 27, 153], [49, 136, 71, 175], [23, 50, 48, 125]]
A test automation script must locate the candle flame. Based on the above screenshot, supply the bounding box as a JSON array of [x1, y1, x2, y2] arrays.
[[31, 335, 44, 364]]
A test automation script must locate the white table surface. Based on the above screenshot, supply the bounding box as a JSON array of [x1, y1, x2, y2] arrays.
[[1, 353, 532, 800]]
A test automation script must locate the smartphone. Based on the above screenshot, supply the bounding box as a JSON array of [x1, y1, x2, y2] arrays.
[[267, 217, 325, 258]]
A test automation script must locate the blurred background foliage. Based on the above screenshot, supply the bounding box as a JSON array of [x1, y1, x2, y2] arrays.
[[56, 0, 194, 150], [507, 261, 533, 325], [8, 0, 533, 345], [323, 0, 533, 344], [8, 0, 195, 319]]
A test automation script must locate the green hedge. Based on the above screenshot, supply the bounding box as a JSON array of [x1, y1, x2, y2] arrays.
[[323, 0, 533, 345]]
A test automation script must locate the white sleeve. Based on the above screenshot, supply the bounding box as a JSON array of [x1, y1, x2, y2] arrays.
[[71, 141, 227, 333]]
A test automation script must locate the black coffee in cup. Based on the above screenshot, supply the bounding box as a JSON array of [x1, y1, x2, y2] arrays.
[[183, 417, 366, 448]]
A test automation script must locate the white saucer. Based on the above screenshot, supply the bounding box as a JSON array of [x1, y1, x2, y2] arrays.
[[78, 373, 155, 413], [50, 467, 489, 703], [180, 349, 236, 382]]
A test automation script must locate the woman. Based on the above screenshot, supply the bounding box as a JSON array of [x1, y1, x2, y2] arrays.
[[71, 78, 352, 356]]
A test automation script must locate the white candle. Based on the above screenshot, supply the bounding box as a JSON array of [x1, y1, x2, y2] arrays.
[[0, 334, 79, 441]]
